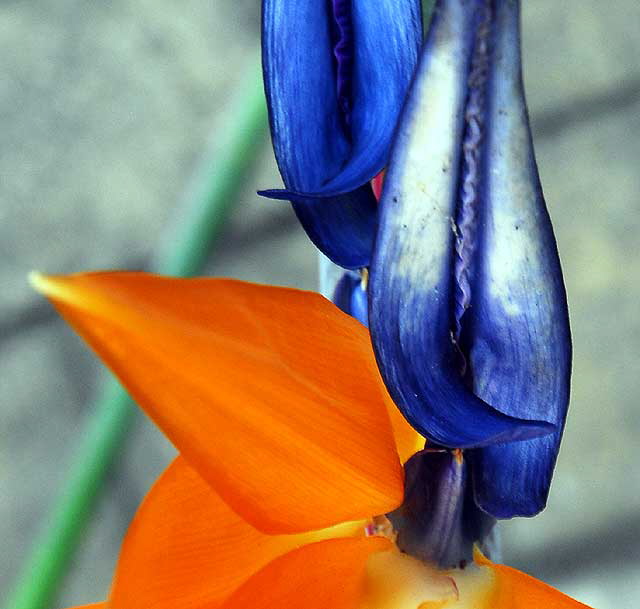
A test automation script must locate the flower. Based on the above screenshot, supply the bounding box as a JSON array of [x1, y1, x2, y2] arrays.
[[258, 0, 423, 268], [329, 0, 572, 522], [31, 271, 589, 609]]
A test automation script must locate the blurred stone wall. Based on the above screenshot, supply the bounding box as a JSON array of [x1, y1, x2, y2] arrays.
[[1, 2, 639, 608]]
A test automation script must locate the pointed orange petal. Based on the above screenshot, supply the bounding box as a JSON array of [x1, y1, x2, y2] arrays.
[[31, 272, 403, 533], [218, 537, 392, 609], [110, 456, 366, 609], [475, 549, 593, 608]]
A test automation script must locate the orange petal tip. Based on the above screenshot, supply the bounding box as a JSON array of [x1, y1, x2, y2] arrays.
[[28, 270, 51, 293], [29, 271, 89, 307], [35, 272, 404, 532]]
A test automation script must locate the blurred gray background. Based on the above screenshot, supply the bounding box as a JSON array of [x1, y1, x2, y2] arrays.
[[1, 1, 639, 608]]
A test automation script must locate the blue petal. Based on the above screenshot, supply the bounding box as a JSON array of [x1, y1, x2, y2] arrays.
[[291, 186, 378, 269], [262, 0, 348, 192], [332, 272, 369, 326], [325, 0, 422, 192], [267, 0, 423, 199], [261, 0, 422, 267], [388, 449, 468, 568], [469, 0, 572, 518], [388, 449, 498, 568], [258, 186, 377, 269], [369, 0, 554, 448], [332, 272, 358, 314], [262, 0, 422, 194]]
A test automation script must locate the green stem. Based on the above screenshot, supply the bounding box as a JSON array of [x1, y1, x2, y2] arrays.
[[423, 0, 436, 30], [154, 59, 268, 277], [5, 57, 268, 609]]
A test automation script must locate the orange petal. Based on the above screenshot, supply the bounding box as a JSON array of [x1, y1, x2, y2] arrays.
[[31, 272, 403, 533], [218, 536, 392, 609], [474, 549, 593, 608], [110, 456, 365, 609], [382, 389, 424, 463]]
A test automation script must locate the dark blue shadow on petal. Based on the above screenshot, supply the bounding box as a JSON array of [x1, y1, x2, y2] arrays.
[[467, 0, 571, 518], [369, 0, 554, 449], [261, 0, 422, 267]]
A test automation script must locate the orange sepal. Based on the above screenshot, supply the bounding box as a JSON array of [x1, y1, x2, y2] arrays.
[[218, 536, 392, 609], [31, 272, 403, 533], [110, 456, 366, 609], [475, 549, 593, 608]]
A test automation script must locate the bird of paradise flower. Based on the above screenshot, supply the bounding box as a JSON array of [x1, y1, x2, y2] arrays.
[[31, 272, 588, 609], [28, 0, 595, 606], [262, 0, 572, 560]]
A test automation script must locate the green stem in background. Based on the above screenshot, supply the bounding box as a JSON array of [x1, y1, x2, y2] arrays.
[[422, 0, 436, 30], [4, 57, 268, 609], [154, 59, 268, 277]]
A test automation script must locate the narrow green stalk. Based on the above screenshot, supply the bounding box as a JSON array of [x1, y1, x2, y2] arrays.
[[5, 57, 268, 609], [154, 59, 268, 277], [423, 0, 436, 30]]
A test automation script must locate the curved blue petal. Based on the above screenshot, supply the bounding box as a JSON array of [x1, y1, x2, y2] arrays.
[[292, 186, 378, 269], [262, 0, 422, 267], [369, 0, 554, 449], [257, 186, 377, 268], [332, 271, 369, 326], [258, 184, 377, 269], [332, 272, 358, 315], [469, 0, 572, 518]]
